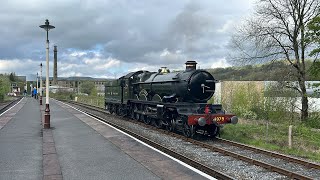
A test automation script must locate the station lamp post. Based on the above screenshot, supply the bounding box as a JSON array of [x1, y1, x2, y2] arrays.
[[40, 19, 55, 129], [40, 63, 43, 105]]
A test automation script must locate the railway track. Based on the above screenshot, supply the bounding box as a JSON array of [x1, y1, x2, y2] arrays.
[[0, 97, 22, 114], [214, 138, 320, 171], [64, 100, 320, 179]]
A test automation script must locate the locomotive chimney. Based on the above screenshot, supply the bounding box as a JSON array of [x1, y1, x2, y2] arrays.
[[53, 45, 57, 85], [185, 60, 197, 71]]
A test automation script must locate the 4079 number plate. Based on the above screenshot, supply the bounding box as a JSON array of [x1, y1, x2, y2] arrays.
[[213, 116, 225, 122]]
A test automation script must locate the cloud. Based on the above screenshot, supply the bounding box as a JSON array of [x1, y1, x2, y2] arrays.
[[210, 58, 231, 69], [217, 20, 235, 34], [93, 58, 121, 70], [0, 0, 255, 78], [70, 51, 87, 57], [0, 59, 38, 74]]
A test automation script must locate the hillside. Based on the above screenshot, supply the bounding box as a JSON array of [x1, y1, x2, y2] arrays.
[[207, 60, 319, 81]]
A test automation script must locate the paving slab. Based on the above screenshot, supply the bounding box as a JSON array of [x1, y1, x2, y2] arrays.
[[0, 98, 42, 180]]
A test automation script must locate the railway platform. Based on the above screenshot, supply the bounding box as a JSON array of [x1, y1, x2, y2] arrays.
[[0, 97, 211, 180]]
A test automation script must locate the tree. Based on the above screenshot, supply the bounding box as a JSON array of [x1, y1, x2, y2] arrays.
[[306, 15, 320, 78], [306, 16, 320, 55], [231, 0, 320, 121], [0, 75, 10, 101], [80, 81, 96, 95], [90, 86, 97, 96], [9, 72, 16, 82]]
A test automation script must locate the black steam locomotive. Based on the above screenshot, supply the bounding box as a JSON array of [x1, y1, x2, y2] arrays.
[[105, 61, 237, 138]]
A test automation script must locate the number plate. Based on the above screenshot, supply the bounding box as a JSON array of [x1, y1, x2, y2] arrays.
[[213, 116, 225, 122]]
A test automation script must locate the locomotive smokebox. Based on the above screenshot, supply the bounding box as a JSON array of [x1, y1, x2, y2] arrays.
[[185, 61, 197, 71]]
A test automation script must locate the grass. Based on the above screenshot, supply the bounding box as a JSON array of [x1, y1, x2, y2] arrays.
[[50, 92, 105, 108], [221, 119, 320, 162], [4, 95, 16, 101], [76, 95, 104, 108], [0, 95, 19, 102]]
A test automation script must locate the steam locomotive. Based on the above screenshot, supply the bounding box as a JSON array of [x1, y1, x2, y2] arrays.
[[105, 61, 238, 138]]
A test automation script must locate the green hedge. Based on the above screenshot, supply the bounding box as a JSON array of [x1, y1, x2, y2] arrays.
[[0, 76, 10, 102]]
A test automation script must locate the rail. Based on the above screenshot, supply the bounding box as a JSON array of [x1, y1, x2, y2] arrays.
[[0, 97, 22, 114]]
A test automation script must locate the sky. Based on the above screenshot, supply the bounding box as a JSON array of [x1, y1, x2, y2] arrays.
[[0, 0, 255, 80]]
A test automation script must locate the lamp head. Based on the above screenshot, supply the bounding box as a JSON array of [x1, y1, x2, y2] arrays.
[[39, 19, 55, 31]]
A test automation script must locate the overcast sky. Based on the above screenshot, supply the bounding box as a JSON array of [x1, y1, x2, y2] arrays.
[[0, 0, 255, 80]]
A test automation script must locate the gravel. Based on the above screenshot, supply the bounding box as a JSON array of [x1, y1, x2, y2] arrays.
[[208, 141, 320, 179]]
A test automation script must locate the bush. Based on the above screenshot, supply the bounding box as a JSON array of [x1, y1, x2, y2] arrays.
[[80, 81, 97, 96], [242, 110, 258, 119], [77, 95, 104, 108], [207, 96, 214, 104], [0, 75, 10, 102], [304, 113, 320, 129], [226, 82, 263, 120], [51, 91, 75, 101], [221, 81, 300, 123]]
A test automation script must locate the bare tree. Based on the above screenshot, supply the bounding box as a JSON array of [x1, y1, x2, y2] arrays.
[[231, 0, 320, 121]]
